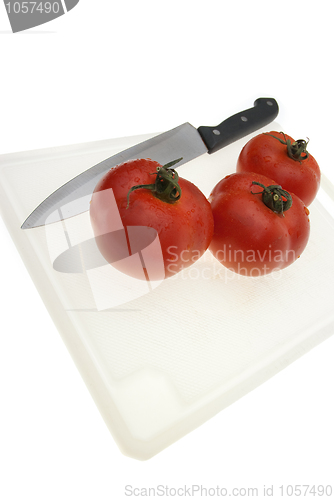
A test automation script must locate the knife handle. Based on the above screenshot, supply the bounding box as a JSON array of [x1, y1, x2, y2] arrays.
[[197, 98, 279, 154]]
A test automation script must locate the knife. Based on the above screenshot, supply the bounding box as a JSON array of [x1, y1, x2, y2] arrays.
[[21, 97, 278, 229]]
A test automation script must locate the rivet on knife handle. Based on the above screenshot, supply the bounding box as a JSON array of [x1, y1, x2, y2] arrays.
[[197, 98, 279, 154]]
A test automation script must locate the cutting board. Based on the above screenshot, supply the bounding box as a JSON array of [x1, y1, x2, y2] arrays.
[[1, 123, 334, 460]]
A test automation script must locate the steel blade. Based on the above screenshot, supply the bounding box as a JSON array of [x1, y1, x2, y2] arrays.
[[21, 123, 207, 229]]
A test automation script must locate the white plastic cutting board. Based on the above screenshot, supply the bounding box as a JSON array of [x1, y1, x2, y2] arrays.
[[1, 123, 334, 460]]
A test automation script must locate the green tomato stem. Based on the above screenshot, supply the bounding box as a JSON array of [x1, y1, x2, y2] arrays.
[[264, 132, 309, 163], [251, 181, 293, 216], [126, 158, 183, 209]]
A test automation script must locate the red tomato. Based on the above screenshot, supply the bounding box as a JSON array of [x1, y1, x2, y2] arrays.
[[208, 172, 310, 276], [90, 158, 214, 280], [236, 131, 321, 206]]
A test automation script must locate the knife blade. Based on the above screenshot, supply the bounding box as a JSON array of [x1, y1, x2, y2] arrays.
[[21, 97, 278, 229]]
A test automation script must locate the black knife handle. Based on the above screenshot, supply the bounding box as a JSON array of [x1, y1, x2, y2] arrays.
[[197, 97, 279, 154]]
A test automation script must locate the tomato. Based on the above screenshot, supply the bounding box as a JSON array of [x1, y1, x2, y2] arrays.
[[236, 131, 321, 206], [208, 172, 310, 276], [90, 158, 214, 280]]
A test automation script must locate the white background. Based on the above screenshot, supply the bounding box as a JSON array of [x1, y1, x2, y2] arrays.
[[1, 1, 334, 499]]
